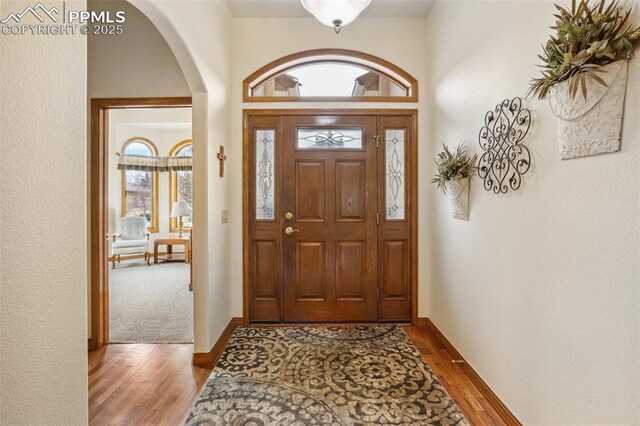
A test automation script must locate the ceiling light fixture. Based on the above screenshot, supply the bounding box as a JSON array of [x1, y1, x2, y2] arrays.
[[300, 0, 372, 34]]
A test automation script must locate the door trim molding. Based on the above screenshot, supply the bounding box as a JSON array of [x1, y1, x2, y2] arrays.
[[89, 97, 192, 351], [242, 109, 418, 326]]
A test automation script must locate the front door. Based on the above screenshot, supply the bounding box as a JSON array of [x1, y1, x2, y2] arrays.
[[245, 111, 415, 324], [282, 115, 378, 322]]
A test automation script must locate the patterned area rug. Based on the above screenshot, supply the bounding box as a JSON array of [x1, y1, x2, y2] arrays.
[[186, 325, 469, 425]]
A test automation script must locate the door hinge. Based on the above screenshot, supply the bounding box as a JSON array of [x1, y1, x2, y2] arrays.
[[376, 212, 380, 225], [377, 289, 379, 301], [374, 134, 380, 148]]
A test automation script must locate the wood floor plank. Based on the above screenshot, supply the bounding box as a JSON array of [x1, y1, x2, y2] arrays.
[[89, 344, 212, 426], [89, 327, 507, 425]]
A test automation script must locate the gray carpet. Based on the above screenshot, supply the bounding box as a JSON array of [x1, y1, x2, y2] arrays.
[[109, 260, 193, 343]]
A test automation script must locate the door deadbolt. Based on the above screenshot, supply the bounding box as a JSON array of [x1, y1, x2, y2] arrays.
[[285, 212, 294, 220]]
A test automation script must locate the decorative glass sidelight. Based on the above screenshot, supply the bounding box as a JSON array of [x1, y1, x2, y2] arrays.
[[297, 128, 363, 149], [385, 129, 405, 220], [255, 129, 275, 220]]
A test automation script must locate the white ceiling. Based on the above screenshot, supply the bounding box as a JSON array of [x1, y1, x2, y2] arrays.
[[225, 0, 435, 18]]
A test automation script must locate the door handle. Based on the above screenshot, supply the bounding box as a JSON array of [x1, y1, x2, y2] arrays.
[[285, 226, 300, 235]]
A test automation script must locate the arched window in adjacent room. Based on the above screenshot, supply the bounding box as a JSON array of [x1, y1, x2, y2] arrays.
[[121, 138, 159, 233], [169, 139, 193, 232]]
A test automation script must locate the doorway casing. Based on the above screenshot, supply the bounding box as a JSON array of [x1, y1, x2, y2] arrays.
[[89, 97, 192, 350]]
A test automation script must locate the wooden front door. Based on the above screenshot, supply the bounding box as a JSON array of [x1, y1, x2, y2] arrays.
[[282, 115, 378, 322], [245, 111, 416, 324]]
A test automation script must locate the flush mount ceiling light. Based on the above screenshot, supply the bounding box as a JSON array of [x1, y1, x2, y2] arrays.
[[301, 0, 372, 34]]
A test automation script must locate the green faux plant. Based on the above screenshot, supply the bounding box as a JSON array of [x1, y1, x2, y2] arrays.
[[528, 0, 640, 100], [431, 144, 478, 194]]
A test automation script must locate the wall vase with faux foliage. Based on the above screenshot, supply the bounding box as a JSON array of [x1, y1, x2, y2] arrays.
[[550, 56, 629, 159], [529, 0, 639, 160], [444, 178, 470, 221], [432, 144, 477, 221]]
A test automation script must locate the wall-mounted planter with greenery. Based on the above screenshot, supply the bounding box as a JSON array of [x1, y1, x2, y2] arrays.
[[444, 177, 471, 221], [432, 144, 477, 221], [529, 0, 639, 160], [550, 60, 628, 159]]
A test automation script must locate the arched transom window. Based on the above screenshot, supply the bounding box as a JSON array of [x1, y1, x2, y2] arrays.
[[243, 49, 418, 102], [121, 138, 158, 233]]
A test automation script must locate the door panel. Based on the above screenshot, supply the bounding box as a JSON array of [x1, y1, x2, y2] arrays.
[[377, 116, 414, 321], [335, 161, 366, 222], [295, 241, 326, 300], [382, 239, 409, 300], [247, 116, 282, 322], [295, 161, 326, 222], [283, 115, 378, 322], [336, 241, 366, 300], [253, 240, 279, 299]]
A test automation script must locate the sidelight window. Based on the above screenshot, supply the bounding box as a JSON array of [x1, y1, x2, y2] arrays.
[[255, 129, 276, 220], [385, 129, 405, 220]]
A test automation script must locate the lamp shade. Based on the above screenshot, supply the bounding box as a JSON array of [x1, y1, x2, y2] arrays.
[[301, 0, 372, 32], [171, 201, 191, 218]]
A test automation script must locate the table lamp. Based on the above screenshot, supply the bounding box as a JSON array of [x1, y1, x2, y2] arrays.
[[171, 201, 191, 238]]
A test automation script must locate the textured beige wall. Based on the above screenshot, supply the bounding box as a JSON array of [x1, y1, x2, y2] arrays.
[[0, 1, 88, 424], [88, 0, 190, 97], [423, 1, 640, 424]]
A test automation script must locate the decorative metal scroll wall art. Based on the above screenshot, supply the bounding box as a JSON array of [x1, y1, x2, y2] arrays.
[[478, 97, 532, 194]]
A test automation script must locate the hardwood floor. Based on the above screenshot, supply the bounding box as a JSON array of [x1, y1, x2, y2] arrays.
[[88, 344, 211, 426], [404, 326, 506, 426], [88, 326, 506, 425]]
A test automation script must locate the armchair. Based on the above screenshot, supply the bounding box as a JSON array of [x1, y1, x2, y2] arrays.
[[111, 216, 151, 268]]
